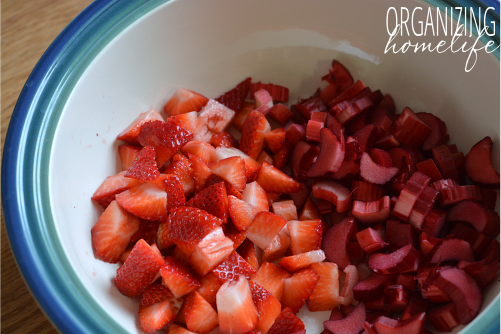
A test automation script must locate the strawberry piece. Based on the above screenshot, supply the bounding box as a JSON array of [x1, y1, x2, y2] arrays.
[[91, 200, 140, 263], [139, 299, 176, 333], [428, 238, 475, 264], [193, 116, 214, 143], [215, 77, 251, 112], [433, 267, 482, 324], [311, 180, 352, 212], [130, 219, 161, 245], [353, 272, 395, 302], [137, 120, 193, 167], [156, 221, 174, 250], [250, 82, 289, 102], [228, 195, 259, 231], [432, 144, 459, 182], [186, 153, 212, 192], [278, 249, 326, 273], [183, 291, 219, 334], [447, 199, 500, 237], [416, 112, 449, 151], [239, 110, 271, 160], [251, 261, 291, 302], [267, 307, 305, 334], [117, 108, 164, 144], [232, 101, 255, 131], [91, 171, 144, 209], [196, 272, 222, 310], [217, 276, 259, 334], [212, 251, 257, 283], [285, 123, 306, 144], [282, 268, 320, 313], [288, 219, 323, 255], [124, 145, 160, 181], [209, 156, 247, 192], [352, 196, 391, 224], [373, 312, 425, 334], [198, 99, 236, 133], [308, 128, 345, 177], [359, 152, 399, 185], [323, 302, 366, 334], [322, 217, 355, 269], [356, 227, 388, 254], [267, 103, 293, 124], [186, 182, 228, 223], [262, 226, 291, 263], [299, 198, 322, 220], [161, 174, 186, 212], [118, 145, 142, 171], [249, 281, 282, 333], [465, 136, 500, 187], [115, 182, 168, 221], [164, 88, 208, 116], [427, 303, 460, 332], [237, 238, 259, 270], [245, 211, 288, 250], [368, 244, 419, 274], [257, 150, 274, 165], [241, 181, 269, 212], [181, 140, 216, 165], [115, 239, 165, 297], [390, 107, 431, 149], [166, 111, 198, 134], [210, 131, 238, 149], [213, 146, 261, 182], [166, 324, 196, 334], [140, 282, 179, 309], [307, 262, 340, 311], [160, 257, 201, 298], [264, 127, 286, 153], [205, 174, 242, 199], [164, 157, 195, 195], [271, 200, 298, 221]]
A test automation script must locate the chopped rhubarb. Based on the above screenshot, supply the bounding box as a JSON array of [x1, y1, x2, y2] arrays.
[[373, 312, 425, 334], [450, 223, 492, 254], [428, 303, 460, 332], [390, 107, 431, 149], [322, 217, 355, 269], [428, 238, 475, 264], [416, 159, 443, 182], [359, 152, 399, 185], [356, 227, 388, 253], [408, 186, 439, 230], [416, 112, 449, 151], [432, 145, 459, 182], [353, 272, 395, 302], [352, 196, 391, 224], [323, 302, 366, 334], [368, 244, 419, 274], [465, 136, 500, 188], [384, 285, 410, 313], [267, 103, 293, 124], [351, 181, 384, 202], [311, 180, 353, 212], [439, 185, 483, 206], [447, 200, 500, 237], [308, 128, 345, 177]]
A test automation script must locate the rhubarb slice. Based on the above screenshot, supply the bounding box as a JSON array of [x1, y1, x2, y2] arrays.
[[465, 136, 500, 188], [322, 217, 355, 269], [360, 152, 399, 185], [368, 244, 419, 274], [323, 302, 366, 334], [447, 200, 500, 237], [352, 196, 391, 224], [428, 238, 475, 264], [312, 180, 353, 212], [308, 128, 345, 177], [353, 273, 394, 302], [373, 312, 425, 334]]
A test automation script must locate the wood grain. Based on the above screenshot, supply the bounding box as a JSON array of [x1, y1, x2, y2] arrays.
[[1, 1, 93, 333]]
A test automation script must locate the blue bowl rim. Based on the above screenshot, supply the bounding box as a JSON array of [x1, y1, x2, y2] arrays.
[[2, 0, 500, 333]]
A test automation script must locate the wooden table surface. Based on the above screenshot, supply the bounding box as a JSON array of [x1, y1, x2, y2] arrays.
[[1, 1, 93, 332]]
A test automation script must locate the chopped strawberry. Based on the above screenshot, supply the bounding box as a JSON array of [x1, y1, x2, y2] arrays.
[[115, 182, 168, 221], [160, 256, 201, 298], [251, 261, 291, 302], [186, 182, 228, 223], [196, 272, 222, 310], [211, 131, 238, 148], [198, 99, 236, 133], [237, 239, 259, 270], [228, 195, 259, 231], [204, 174, 242, 199], [118, 145, 142, 171], [257, 150, 274, 165], [117, 108, 164, 144], [212, 251, 257, 283], [241, 181, 269, 213], [245, 211, 288, 250], [213, 146, 261, 181], [307, 262, 340, 311], [115, 239, 165, 297], [193, 116, 214, 143], [256, 161, 302, 194], [267, 307, 305, 334], [124, 145, 160, 181], [215, 77, 251, 112], [185, 153, 211, 192], [164, 88, 208, 116], [91, 171, 144, 209], [249, 281, 282, 333], [299, 198, 322, 220], [278, 249, 326, 273], [160, 174, 186, 212], [91, 200, 140, 263], [239, 110, 271, 160], [263, 225, 291, 263], [166, 324, 196, 334], [183, 291, 219, 334], [137, 120, 193, 167], [282, 268, 320, 313], [130, 219, 161, 245], [288, 219, 323, 255], [166, 111, 198, 134], [232, 101, 255, 131], [163, 157, 195, 195], [217, 276, 259, 334], [264, 128, 287, 153], [139, 299, 176, 333], [181, 140, 216, 165], [209, 156, 247, 192], [156, 221, 174, 250], [271, 200, 298, 221]]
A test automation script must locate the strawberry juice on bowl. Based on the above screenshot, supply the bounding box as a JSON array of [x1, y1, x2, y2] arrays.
[[2, 0, 499, 334]]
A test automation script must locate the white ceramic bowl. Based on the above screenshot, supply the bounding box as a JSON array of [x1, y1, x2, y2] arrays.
[[2, 0, 499, 333]]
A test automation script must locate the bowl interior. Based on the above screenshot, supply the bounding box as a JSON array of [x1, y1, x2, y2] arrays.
[[47, 0, 499, 333]]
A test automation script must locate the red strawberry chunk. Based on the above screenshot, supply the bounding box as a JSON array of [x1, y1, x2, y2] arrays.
[[239, 110, 271, 160], [188, 227, 234, 277], [241, 181, 269, 213], [91, 200, 140, 263], [249, 281, 282, 333], [212, 251, 257, 283], [213, 146, 261, 182], [198, 99, 236, 133], [181, 140, 216, 165], [196, 272, 222, 310], [163, 157, 195, 195], [282, 268, 320, 313], [215, 77, 251, 112], [237, 238, 259, 270], [288, 219, 323, 255], [307, 262, 340, 311], [245, 211, 288, 250], [166, 324, 196, 334], [205, 174, 242, 199], [183, 291, 219, 334], [232, 101, 255, 131], [130, 219, 161, 245], [299, 198, 322, 220], [264, 127, 286, 153], [156, 221, 174, 250], [118, 145, 142, 171], [124, 145, 160, 181], [186, 182, 228, 223], [251, 261, 291, 302], [217, 276, 259, 334], [256, 161, 302, 194], [160, 174, 186, 212], [115, 239, 165, 297], [139, 300, 176, 333], [160, 257, 201, 298], [166, 111, 198, 134], [278, 250, 326, 273], [137, 120, 193, 167], [228, 195, 259, 231], [271, 200, 298, 221], [209, 156, 247, 192], [262, 226, 291, 263], [268, 307, 305, 334], [164, 88, 208, 116], [91, 171, 144, 209], [115, 182, 168, 221], [186, 153, 212, 192], [140, 282, 176, 308], [117, 108, 164, 144], [211, 131, 238, 148]]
